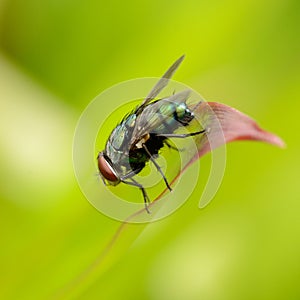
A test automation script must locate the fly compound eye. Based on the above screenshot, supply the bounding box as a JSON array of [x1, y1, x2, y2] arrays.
[[97, 154, 119, 182]]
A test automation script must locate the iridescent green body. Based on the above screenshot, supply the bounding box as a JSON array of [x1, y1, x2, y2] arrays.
[[104, 96, 194, 179], [97, 55, 205, 212]]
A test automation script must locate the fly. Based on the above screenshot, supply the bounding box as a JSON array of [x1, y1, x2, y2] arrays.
[[97, 56, 205, 213]]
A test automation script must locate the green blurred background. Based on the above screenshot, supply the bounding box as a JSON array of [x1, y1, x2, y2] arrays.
[[0, 0, 299, 299]]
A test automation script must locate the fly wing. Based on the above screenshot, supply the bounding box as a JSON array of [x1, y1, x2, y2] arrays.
[[139, 55, 185, 109], [130, 90, 191, 146]]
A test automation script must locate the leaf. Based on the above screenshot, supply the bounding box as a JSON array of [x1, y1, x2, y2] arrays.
[[158, 101, 285, 207], [194, 101, 285, 158], [60, 101, 284, 298]]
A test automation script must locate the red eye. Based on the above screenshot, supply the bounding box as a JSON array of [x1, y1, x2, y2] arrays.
[[97, 154, 118, 182]]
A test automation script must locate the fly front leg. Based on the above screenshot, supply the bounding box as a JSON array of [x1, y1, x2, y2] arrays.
[[121, 177, 151, 214], [120, 167, 143, 180], [142, 144, 172, 192]]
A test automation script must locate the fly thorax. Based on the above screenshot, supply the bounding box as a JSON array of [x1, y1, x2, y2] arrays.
[[111, 124, 126, 149], [125, 114, 136, 128], [110, 114, 136, 151]]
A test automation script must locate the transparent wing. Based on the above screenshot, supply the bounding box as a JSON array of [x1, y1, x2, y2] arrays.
[[130, 90, 191, 146], [140, 55, 185, 108]]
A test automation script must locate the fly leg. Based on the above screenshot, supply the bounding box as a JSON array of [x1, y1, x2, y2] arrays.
[[142, 144, 172, 192], [156, 115, 185, 152], [155, 129, 206, 138], [121, 177, 151, 214], [120, 168, 143, 180], [164, 140, 185, 152]]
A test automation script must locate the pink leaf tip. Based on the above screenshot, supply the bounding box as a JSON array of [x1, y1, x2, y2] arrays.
[[207, 102, 285, 148], [191, 101, 285, 159]]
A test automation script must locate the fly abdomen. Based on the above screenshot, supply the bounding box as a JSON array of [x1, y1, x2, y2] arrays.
[[173, 102, 194, 126], [152, 101, 194, 134]]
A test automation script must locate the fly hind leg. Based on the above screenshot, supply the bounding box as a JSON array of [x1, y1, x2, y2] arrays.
[[156, 129, 206, 138], [164, 140, 185, 152]]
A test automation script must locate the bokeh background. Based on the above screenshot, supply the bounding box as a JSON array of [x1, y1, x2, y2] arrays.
[[1, 0, 299, 299]]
